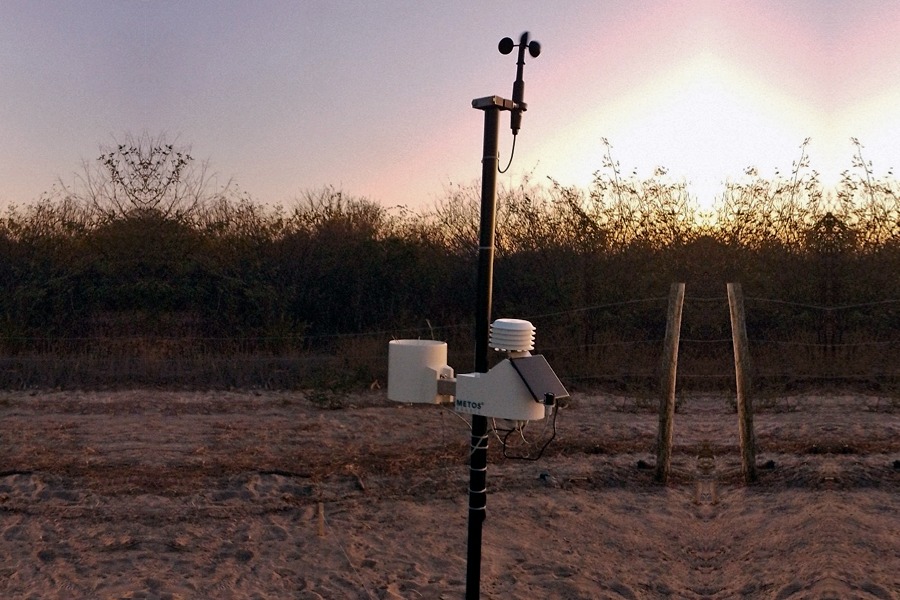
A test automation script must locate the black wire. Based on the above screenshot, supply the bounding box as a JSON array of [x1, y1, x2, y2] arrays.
[[498, 134, 517, 174], [499, 402, 560, 461]]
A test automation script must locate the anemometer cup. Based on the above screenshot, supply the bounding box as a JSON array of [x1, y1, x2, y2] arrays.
[[498, 34, 541, 58]]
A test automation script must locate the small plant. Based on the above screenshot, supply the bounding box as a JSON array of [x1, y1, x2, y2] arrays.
[[306, 389, 347, 410]]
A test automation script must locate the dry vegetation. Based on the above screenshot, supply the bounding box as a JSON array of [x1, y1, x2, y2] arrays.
[[0, 136, 897, 394]]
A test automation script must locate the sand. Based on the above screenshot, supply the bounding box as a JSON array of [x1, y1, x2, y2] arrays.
[[1, 389, 898, 599]]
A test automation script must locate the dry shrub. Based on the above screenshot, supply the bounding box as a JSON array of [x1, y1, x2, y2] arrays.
[[1, 138, 897, 392]]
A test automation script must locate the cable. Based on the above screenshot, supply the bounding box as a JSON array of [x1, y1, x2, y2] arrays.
[[468, 431, 491, 460], [751, 339, 898, 348], [498, 134, 517, 174], [492, 402, 560, 461], [523, 296, 668, 320], [746, 297, 900, 311], [540, 339, 664, 352], [321, 511, 377, 600], [449, 409, 474, 429]]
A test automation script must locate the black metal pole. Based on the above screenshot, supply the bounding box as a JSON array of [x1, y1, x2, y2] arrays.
[[466, 103, 500, 600]]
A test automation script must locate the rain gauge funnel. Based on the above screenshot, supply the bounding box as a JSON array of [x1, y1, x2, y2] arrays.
[[387, 340, 454, 404]]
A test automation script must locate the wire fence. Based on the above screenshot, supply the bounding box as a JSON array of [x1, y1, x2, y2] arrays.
[[0, 291, 897, 392]]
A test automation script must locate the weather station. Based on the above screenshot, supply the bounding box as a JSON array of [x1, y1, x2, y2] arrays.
[[388, 317, 567, 419], [387, 32, 566, 600]]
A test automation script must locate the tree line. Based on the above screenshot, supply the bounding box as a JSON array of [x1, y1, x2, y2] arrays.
[[0, 135, 897, 389]]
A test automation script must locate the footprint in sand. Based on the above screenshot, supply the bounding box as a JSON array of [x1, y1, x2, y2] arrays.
[[694, 441, 718, 506]]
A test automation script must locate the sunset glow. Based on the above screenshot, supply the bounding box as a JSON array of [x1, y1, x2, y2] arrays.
[[540, 52, 823, 212], [1, 1, 899, 210]]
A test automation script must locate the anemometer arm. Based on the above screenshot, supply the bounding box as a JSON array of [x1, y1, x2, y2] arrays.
[[472, 32, 541, 176], [499, 31, 541, 135]]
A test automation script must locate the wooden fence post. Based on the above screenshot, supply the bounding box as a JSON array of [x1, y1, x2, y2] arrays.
[[655, 283, 685, 484], [727, 282, 758, 484]]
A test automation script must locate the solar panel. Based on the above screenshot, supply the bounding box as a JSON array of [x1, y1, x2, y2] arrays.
[[509, 355, 569, 403]]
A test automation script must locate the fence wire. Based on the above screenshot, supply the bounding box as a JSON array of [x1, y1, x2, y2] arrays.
[[0, 291, 896, 392]]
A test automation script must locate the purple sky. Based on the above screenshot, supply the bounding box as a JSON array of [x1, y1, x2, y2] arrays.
[[1, 1, 899, 212]]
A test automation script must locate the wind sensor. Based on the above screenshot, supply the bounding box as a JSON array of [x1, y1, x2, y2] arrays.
[[498, 32, 541, 135]]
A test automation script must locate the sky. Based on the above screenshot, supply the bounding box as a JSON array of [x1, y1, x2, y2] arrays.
[[2, 0, 900, 213]]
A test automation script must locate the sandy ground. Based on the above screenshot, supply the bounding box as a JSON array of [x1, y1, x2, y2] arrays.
[[1, 389, 898, 599]]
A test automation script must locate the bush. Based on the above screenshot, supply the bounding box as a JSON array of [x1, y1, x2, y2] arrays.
[[0, 137, 896, 391]]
